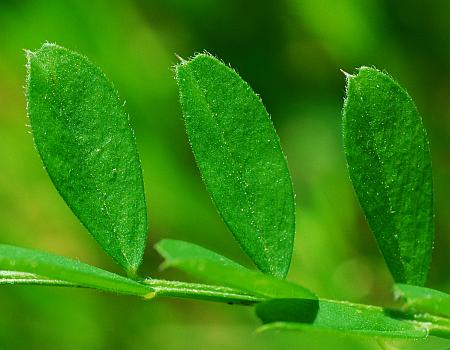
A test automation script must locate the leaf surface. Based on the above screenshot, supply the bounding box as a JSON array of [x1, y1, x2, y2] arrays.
[[395, 284, 450, 319], [26, 43, 148, 275], [155, 239, 314, 300], [176, 54, 295, 278], [256, 298, 428, 340], [342, 67, 433, 285], [0, 245, 153, 297]]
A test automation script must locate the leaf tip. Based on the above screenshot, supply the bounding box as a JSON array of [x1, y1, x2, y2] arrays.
[[24, 49, 35, 79], [174, 53, 186, 63], [340, 68, 354, 80], [23, 48, 35, 61]]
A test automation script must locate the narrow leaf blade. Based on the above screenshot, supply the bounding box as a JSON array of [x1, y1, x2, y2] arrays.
[[342, 67, 434, 285], [0, 271, 76, 287], [155, 239, 315, 300], [26, 43, 148, 275], [0, 245, 153, 297], [395, 283, 450, 319], [176, 54, 295, 278], [256, 299, 428, 340]]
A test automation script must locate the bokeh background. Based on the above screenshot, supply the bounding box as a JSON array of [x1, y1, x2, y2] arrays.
[[1, 0, 450, 349]]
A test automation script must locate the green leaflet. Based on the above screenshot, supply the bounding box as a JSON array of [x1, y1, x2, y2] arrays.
[[256, 299, 428, 340], [175, 54, 295, 278], [155, 239, 315, 300], [26, 43, 148, 276], [0, 245, 153, 297], [342, 67, 434, 286], [395, 284, 450, 319]]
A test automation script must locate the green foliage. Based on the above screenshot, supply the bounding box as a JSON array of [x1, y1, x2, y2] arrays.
[[2, 43, 448, 346], [255, 298, 429, 339], [155, 239, 315, 299], [26, 43, 148, 277], [342, 67, 434, 286], [0, 245, 153, 296], [175, 54, 295, 278], [395, 284, 450, 319]]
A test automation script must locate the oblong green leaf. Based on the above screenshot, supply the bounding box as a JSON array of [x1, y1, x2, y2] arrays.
[[155, 239, 315, 300], [0, 245, 154, 297], [342, 67, 434, 286], [256, 298, 428, 340], [26, 43, 148, 276], [395, 283, 450, 319], [175, 54, 295, 278]]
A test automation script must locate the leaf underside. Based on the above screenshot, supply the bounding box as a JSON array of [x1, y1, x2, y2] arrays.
[[155, 239, 315, 300], [342, 67, 434, 286], [256, 298, 428, 340], [26, 43, 148, 275], [176, 54, 295, 278], [0, 245, 152, 296]]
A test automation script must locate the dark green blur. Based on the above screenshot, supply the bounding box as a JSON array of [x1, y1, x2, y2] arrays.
[[0, 1, 449, 349]]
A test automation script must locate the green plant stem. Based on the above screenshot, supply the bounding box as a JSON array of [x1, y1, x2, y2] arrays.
[[144, 278, 263, 305], [3, 271, 450, 340]]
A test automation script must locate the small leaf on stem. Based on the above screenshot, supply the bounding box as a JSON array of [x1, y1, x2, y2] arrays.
[[175, 54, 295, 278], [26, 43, 148, 276], [155, 239, 314, 300], [342, 67, 433, 286]]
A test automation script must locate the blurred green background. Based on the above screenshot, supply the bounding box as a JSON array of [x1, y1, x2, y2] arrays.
[[1, 0, 449, 349]]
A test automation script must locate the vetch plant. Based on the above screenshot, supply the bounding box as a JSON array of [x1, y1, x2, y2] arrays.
[[1, 43, 449, 345]]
